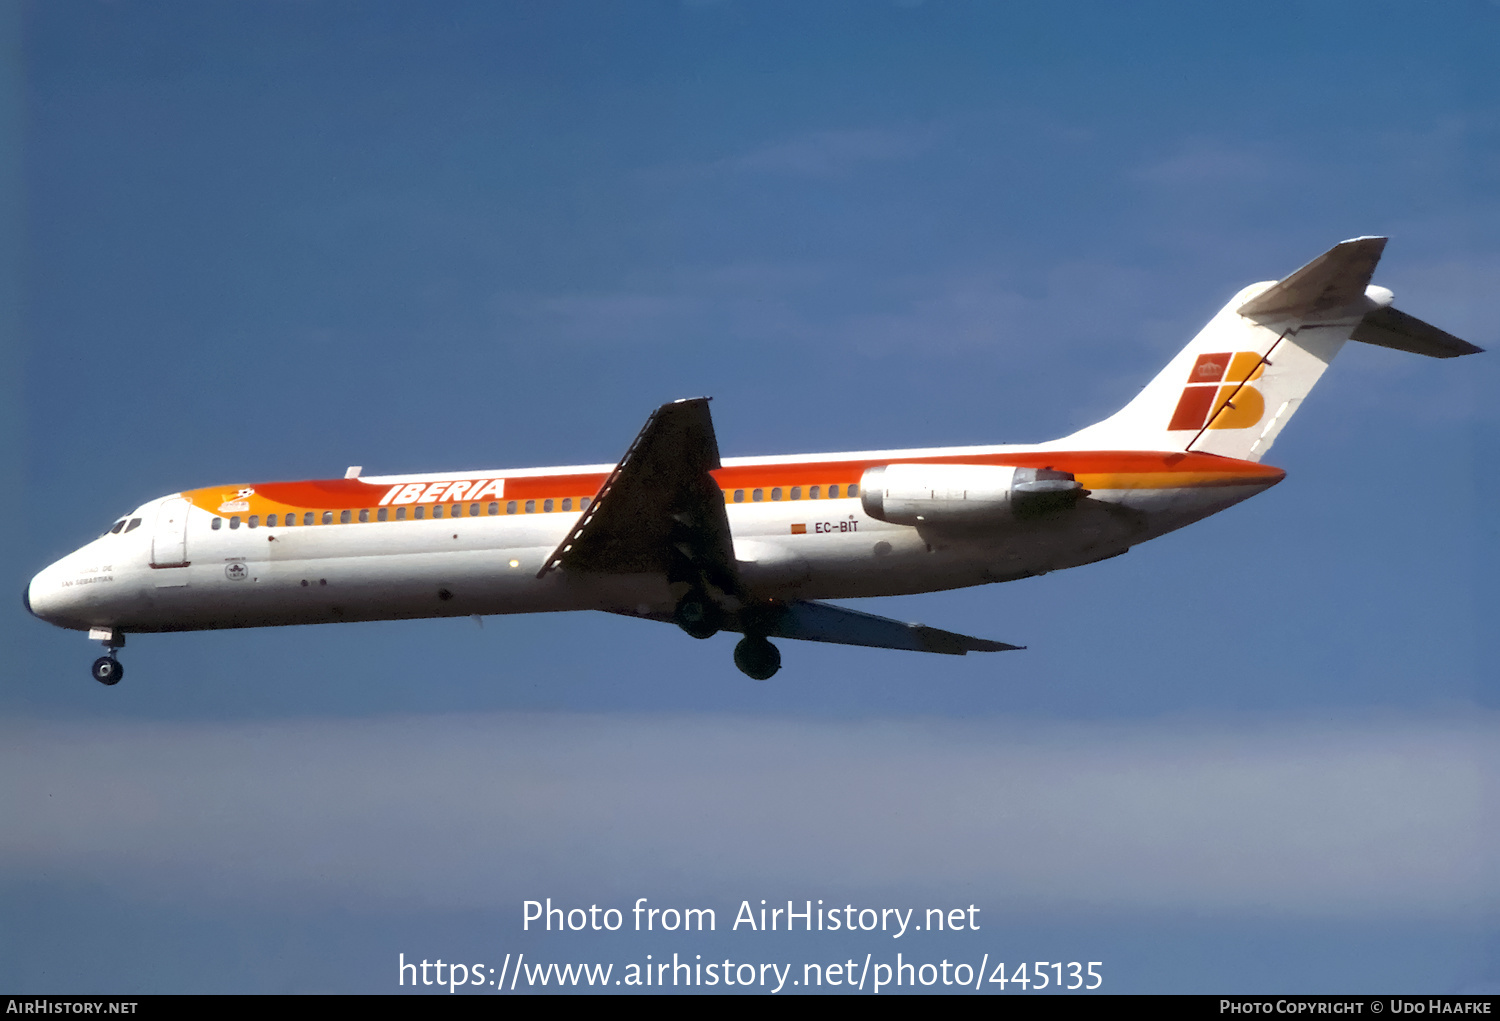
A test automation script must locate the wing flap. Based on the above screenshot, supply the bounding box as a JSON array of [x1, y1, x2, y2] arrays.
[[743, 599, 1022, 655]]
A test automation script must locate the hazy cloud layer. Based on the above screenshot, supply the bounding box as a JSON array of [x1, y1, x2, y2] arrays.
[[4, 712, 1494, 918], [1133, 139, 1278, 187], [663, 124, 940, 181], [719, 126, 935, 178], [492, 257, 1157, 364]]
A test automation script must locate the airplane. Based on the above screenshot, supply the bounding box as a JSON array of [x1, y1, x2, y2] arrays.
[[24, 237, 1482, 685]]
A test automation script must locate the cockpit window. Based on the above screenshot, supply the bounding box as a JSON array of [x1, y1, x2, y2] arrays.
[[109, 520, 126, 534], [124, 518, 141, 533]]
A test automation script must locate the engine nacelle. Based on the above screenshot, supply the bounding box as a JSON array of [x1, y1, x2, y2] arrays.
[[859, 463, 1084, 529]]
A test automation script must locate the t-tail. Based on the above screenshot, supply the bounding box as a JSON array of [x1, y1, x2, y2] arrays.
[[1055, 237, 1482, 461]]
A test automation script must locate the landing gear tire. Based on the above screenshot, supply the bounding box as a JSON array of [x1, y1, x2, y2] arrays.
[[673, 591, 720, 640], [91, 656, 123, 686], [733, 636, 781, 680]]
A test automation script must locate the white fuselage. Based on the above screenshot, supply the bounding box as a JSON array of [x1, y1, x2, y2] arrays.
[[25, 442, 1280, 636]]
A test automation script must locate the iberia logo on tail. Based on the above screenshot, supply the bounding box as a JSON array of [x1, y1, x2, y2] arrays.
[[1167, 351, 1266, 431]]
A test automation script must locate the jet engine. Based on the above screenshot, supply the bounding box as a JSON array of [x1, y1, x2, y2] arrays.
[[859, 463, 1085, 528]]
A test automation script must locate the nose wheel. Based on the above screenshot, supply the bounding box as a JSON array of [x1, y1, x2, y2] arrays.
[[91, 655, 123, 686], [87, 628, 126, 686]]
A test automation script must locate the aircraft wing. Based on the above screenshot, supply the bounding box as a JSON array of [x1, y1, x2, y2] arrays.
[[740, 599, 1022, 655], [537, 398, 738, 594]]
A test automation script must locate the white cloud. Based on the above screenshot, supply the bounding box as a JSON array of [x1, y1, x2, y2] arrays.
[[723, 126, 933, 178], [2, 711, 1494, 919], [815, 260, 1157, 361], [649, 124, 940, 183], [1133, 139, 1277, 188], [491, 257, 1157, 368], [490, 262, 824, 348]]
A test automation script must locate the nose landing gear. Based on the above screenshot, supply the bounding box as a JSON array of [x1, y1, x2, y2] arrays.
[[91, 655, 123, 685], [87, 628, 125, 686]]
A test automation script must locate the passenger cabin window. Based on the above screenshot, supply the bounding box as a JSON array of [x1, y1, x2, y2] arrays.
[[488, 502, 499, 515], [322, 511, 333, 524], [848, 484, 859, 498], [734, 490, 744, 503], [414, 507, 425, 520], [772, 487, 782, 501], [525, 500, 535, 513], [470, 503, 481, 517], [340, 510, 351, 524], [433, 505, 444, 519], [544, 499, 553, 512], [562, 498, 572, 511], [358, 509, 369, 523], [377, 508, 388, 522], [581, 497, 591, 510], [790, 487, 801, 500], [829, 485, 840, 499], [753, 489, 763, 502], [506, 501, 517, 514], [248, 515, 259, 528], [212, 518, 222, 530], [303, 512, 314, 526], [396, 508, 407, 521], [230, 516, 241, 529], [283, 514, 295, 527], [810, 486, 820, 499]]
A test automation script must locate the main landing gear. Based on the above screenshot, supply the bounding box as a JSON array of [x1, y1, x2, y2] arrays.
[[673, 589, 721, 640], [733, 635, 781, 681], [673, 590, 783, 679], [88, 628, 125, 686]]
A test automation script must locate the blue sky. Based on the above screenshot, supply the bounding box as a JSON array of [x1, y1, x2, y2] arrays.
[[4, 0, 1498, 994]]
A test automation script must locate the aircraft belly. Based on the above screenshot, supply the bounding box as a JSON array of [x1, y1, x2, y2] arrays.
[[725, 497, 1139, 600], [115, 543, 622, 632]]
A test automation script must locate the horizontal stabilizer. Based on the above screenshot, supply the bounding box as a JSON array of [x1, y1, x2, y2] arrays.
[[1351, 305, 1483, 358], [1237, 236, 1387, 319], [747, 599, 1022, 655]]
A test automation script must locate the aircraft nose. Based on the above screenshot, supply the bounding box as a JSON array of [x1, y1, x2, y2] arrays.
[[24, 563, 82, 629], [24, 568, 56, 623]]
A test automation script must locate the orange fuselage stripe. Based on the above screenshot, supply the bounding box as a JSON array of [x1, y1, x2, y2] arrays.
[[182, 450, 1284, 516]]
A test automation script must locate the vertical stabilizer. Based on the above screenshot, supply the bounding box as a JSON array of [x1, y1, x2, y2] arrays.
[[1052, 238, 1392, 462]]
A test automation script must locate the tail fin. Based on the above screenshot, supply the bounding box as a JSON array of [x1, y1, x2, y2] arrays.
[[1053, 237, 1481, 462]]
